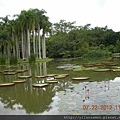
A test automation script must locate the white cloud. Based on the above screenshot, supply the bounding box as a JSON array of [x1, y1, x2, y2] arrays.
[[0, 0, 120, 31]]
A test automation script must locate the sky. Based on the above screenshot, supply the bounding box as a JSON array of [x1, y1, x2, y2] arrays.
[[0, 0, 120, 32]]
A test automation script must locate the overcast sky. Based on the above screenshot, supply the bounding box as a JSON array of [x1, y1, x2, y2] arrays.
[[0, 0, 120, 32]]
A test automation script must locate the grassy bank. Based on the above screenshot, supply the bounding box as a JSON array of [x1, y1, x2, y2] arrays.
[[4, 58, 53, 65]]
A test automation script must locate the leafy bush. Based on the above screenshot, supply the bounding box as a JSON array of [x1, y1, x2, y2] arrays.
[[9, 55, 18, 65], [28, 53, 36, 63], [0, 54, 6, 65], [83, 50, 109, 58]]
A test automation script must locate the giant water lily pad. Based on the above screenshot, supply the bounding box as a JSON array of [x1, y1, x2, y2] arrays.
[[55, 75, 67, 79], [111, 69, 120, 72], [4, 70, 15, 72], [82, 64, 94, 67], [72, 77, 89, 80], [93, 69, 110, 72], [12, 80, 27, 84], [3, 72, 17, 75], [32, 83, 49, 88], [93, 63, 105, 66], [58, 74, 69, 76], [0, 83, 15, 87], [16, 70, 25, 73], [35, 76, 46, 78], [18, 76, 32, 79], [46, 80, 58, 84]]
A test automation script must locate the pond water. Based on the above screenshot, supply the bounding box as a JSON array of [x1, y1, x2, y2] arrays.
[[0, 58, 120, 115]]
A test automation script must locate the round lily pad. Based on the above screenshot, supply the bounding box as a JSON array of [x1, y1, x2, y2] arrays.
[[46, 74, 57, 77], [16, 70, 25, 73], [46, 80, 58, 84], [18, 76, 32, 79], [35, 76, 46, 78], [82, 64, 94, 67], [32, 83, 49, 88], [93, 69, 110, 72], [111, 69, 120, 72], [3, 72, 17, 75], [55, 75, 67, 79], [0, 83, 15, 87], [4, 70, 15, 72], [72, 77, 89, 80], [93, 63, 105, 66], [12, 80, 27, 84]]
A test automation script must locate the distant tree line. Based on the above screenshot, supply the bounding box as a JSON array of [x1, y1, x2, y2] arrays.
[[47, 20, 120, 58], [0, 9, 120, 62]]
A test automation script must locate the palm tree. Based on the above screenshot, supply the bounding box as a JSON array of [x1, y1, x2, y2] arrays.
[[41, 16, 52, 59], [35, 9, 47, 59]]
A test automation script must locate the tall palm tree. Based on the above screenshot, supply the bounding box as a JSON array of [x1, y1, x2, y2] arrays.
[[35, 9, 47, 59], [41, 16, 52, 59]]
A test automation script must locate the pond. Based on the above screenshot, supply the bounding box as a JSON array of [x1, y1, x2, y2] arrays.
[[0, 58, 120, 115]]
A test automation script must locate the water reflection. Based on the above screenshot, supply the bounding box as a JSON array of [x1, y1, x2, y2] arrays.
[[0, 59, 120, 115]]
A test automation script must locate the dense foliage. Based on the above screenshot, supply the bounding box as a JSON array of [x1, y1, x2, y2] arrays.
[[0, 9, 120, 63], [47, 21, 120, 58]]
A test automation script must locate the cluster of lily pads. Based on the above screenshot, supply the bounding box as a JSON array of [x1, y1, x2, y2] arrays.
[[57, 62, 120, 72], [0, 69, 29, 87], [0, 68, 71, 88]]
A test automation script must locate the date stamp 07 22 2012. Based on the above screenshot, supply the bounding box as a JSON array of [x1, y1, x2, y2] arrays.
[[83, 105, 120, 110]]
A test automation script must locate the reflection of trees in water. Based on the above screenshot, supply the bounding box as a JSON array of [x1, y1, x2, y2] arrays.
[[0, 62, 53, 114], [0, 82, 56, 114]]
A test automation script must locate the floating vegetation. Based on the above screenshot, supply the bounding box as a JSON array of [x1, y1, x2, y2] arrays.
[[111, 69, 120, 72], [16, 70, 25, 73], [82, 64, 94, 67], [93, 69, 111, 72], [12, 80, 27, 84], [35, 76, 46, 78], [72, 77, 89, 80], [93, 63, 105, 67], [58, 74, 69, 76], [56, 64, 80, 69], [32, 83, 49, 88], [46, 80, 58, 84], [18, 76, 32, 79], [4, 69, 15, 72], [3, 72, 17, 75], [0, 83, 15, 87], [55, 75, 67, 79]]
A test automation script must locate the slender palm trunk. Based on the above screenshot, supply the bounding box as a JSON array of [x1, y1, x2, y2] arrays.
[[21, 30, 24, 59], [33, 30, 36, 54], [12, 32, 15, 56], [24, 30, 27, 59], [16, 35, 19, 59], [38, 25, 41, 59], [27, 28, 30, 58], [42, 33, 46, 58], [35, 32, 38, 59]]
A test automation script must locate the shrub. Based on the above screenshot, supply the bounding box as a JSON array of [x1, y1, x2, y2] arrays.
[[28, 53, 36, 63], [83, 50, 109, 58], [9, 55, 18, 65], [0, 54, 6, 65]]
